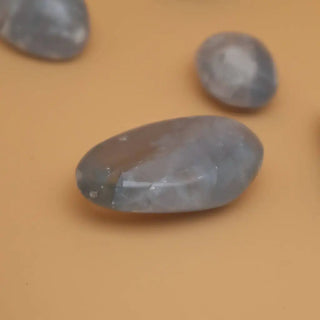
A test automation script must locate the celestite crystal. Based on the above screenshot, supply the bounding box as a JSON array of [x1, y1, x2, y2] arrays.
[[196, 32, 278, 109], [76, 116, 263, 213], [0, 0, 89, 60]]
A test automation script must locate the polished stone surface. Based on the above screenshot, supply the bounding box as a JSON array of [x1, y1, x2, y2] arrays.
[[0, 0, 89, 60], [76, 116, 263, 213], [196, 32, 278, 109]]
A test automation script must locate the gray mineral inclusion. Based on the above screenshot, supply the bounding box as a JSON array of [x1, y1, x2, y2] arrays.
[[0, 0, 89, 60], [196, 32, 278, 109], [76, 116, 263, 213]]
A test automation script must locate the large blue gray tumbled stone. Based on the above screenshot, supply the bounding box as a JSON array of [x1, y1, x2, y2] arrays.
[[0, 0, 90, 60], [196, 32, 278, 109], [76, 116, 263, 213]]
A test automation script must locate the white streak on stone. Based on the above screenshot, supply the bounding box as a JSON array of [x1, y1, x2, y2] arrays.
[[89, 191, 98, 199]]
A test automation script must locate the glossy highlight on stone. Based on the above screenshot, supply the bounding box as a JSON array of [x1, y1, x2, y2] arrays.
[[76, 116, 264, 213], [196, 32, 278, 109], [0, 0, 90, 60]]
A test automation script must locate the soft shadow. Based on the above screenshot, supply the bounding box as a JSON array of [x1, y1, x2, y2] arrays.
[[188, 63, 277, 117], [66, 180, 246, 229], [0, 38, 88, 64]]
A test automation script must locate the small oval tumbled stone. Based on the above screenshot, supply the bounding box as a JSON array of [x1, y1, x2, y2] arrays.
[[0, 0, 90, 60], [76, 116, 263, 213], [196, 32, 278, 109]]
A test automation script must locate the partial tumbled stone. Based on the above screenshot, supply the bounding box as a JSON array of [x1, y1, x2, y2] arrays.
[[76, 116, 263, 213], [196, 32, 278, 109], [0, 0, 90, 60]]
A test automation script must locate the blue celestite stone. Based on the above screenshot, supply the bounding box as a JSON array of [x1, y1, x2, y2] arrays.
[[76, 116, 264, 213], [196, 32, 278, 109], [0, 0, 90, 59]]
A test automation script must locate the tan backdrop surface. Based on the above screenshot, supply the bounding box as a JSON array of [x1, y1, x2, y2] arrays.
[[1, 0, 320, 319]]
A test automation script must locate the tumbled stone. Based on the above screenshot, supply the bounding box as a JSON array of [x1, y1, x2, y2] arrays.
[[76, 116, 263, 213], [196, 32, 278, 109], [0, 0, 90, 60]]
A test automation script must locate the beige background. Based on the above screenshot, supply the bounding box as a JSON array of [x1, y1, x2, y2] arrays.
[[1, 0, 320, 319]]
